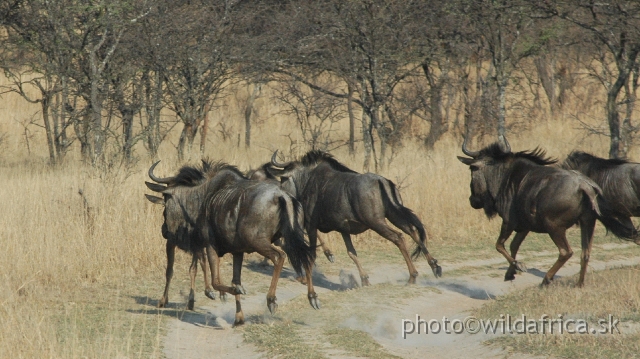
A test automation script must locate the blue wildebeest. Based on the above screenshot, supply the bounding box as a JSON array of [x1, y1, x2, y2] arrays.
[[145, 182, 217, 311], [563, 150, 640, 245], [457, 136, 638, 286], [146, 160, 319, 326], [266, 150, 442, 286], [247, 163, 336, 263]]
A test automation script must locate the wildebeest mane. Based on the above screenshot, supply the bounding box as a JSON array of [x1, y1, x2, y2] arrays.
[[172, 160, 246, 187], [564, 151, 629, 170], [480, 142, 557, 165], [301, 150, 357, 173]]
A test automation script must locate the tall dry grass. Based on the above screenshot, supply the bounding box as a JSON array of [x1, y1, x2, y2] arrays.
[[0, 71, 627, 357]]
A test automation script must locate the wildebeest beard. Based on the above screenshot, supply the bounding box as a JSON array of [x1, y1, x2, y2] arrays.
[[474, 192, 498, 219]]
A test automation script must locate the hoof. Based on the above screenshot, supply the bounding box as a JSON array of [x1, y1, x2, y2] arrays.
[[267, 297, 278, 315], [308, 293, 320, 310], [205, 289, 216, 300], [233, 317, 245, 327], [233, 284, 247, 295], [157, 298, 167, 308], [361, 275, 371, 287], [219, 292, 228, 302], [324, 251, 335, 263], [187, 299, 195, 311], [504, 272, 516, 281], [433, 265, 442, 278]]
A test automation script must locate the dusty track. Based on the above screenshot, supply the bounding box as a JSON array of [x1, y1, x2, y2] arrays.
[[160, 243, 640, 359]]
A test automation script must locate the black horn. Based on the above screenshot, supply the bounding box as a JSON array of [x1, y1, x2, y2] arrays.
[[271, 150, 291, 168], [498, 134, 511, 153], [462, 136, 480, 158], [148, 161, 174, 184]]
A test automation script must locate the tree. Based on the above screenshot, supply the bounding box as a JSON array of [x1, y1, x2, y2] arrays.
[[539, 0, 640, 159]]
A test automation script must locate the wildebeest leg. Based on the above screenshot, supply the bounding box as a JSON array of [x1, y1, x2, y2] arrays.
[[195, 249, 219, 301], [261, 243, 287, 314], [231, 253, 247, 295], [369, 224, 419, 284], [317, 235, 335, 263], [494, 223, 517, 267], [233, 294, 244, 327], [205, 245, 245, 326], [542, 229, 573, 286], [576, 217, 596, 287], [341, 232, 370, 286], [394, 221, 441, 278], [158, 242, 176, 308], [187, 253, 198, 310], [304, 262, 320, 309], [504, 231, 529, 281]]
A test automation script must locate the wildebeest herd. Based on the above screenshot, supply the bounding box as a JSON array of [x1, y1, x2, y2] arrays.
[[144, 136, 640, 326]]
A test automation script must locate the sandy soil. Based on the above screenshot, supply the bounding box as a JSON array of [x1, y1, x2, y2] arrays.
[[160, 243, 640, 359]]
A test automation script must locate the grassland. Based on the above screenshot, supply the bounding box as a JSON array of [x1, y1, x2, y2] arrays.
[[0, 72, 638, 358]]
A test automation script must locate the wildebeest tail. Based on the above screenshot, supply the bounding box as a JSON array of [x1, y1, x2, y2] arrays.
[[580, 180, 639, 240], [378, 180, 428, 260], [278, 196, 315, 277]]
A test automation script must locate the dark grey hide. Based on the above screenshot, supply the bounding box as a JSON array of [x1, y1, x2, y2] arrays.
[[146, 160, 318, 326], [563, 151, 640, 242], [267, 150, 441, 286], [458, 136, 637, 287], [145, 165, 217, 311], [247, 162, 336, 263]]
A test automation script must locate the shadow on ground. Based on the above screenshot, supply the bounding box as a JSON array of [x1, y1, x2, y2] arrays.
[[244, 260, 348, 291], [128, 295, 226, 329]]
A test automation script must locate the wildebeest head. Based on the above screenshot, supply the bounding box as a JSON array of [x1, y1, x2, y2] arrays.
[[457, 135, 557, 218], [266, 150, 356, 197]]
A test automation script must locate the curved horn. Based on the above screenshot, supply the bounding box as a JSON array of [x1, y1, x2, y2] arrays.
[[148, 161, 174, 184], [461, 136, 480, 158], [271, 150, 291, 168], [498, 134, 511, 153]]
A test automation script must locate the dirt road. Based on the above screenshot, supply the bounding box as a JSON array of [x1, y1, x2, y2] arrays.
[[161, 243, 640, 359]]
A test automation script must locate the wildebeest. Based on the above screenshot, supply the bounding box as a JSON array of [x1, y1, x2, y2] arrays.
[[247, 163, 336, 263], [145, 186, 217, 311], [457, 136, 638, 286], [563, 151, 640, 245], [146, 160, 319, 325], [266, 150, 442, 286]]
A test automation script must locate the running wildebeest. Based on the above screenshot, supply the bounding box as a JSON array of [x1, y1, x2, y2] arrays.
[[457, 136, 638, 286], [563, 150, 640, 245], [145, 186, 218, 311], [247, 163, 336, 263], [266, 150, 442, 286], [146, 160, 319, 326]]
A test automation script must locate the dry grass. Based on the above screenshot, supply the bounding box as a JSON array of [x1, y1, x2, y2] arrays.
[[477, 266, 640, 358], [0, 71, 637, 358]]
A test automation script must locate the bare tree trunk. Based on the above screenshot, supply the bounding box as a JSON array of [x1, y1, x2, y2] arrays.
[[41, 94, 56, 164], [89, 73, 104, 164], [244, 83, 261, 148], [497, 77, 507, 139], [145, 70, 163, 159], [347, 82, 355, 155], [178, 117, 200, 161], [58, 76, 69, 160], [535, 55, 557, 116], [52, 92, 61, 159], [200, 102, 210, 155], [121, 107, 134, 162], [607, 89, 623, 159]]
